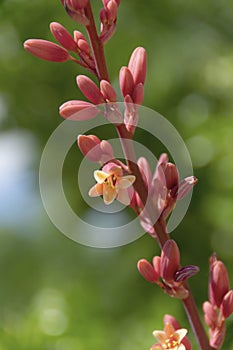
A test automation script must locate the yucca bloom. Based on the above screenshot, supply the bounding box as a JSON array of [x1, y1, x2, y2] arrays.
[[89, 162, 135, 205], [151, 323, 188, 350]]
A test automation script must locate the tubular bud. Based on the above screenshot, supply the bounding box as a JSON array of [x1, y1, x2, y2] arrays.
[[160, 240, 180, 284], [50, 22, 77, 51], [128, 47, 147, 85], [24, 39, 70, 62], [137, 259, 159, 283], [76, 75, 105, 104]]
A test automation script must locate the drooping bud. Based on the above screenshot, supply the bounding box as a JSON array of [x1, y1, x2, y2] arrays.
[[76, 75, 105, 105], [128, 47, 147, 85], [174, 265, 200, 283], [100, 80, 117, 102], [50, 22, 77, 51], [220, 289, 233, 319], [119, 67, 134, 97], [160, 239, 180, 284], [59, 100, 98, 120], [24, 39, 70, 62], [210, 259, 230, 307], [137, 259, 159, 283]]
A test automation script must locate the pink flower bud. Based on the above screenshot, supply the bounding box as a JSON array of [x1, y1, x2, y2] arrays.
[[161, 240, 180, 284], [132, 83, 144, 105], [106, 0, 118, 23], [128, 47, 147, 85], [100, 8, 108, 25], [76, 75, 105, 104], [137, 259, 159, 283], [73, 30, 86, 43], [24, 39, 70, 62], [137, 156, 152, 188], [78, 135, 101, 161], [210, 260, 230, 307], [164, 163, 179, 190], [203, 301, 218, 327], [59, 100, 98, 120], [99, 140, 114, 163], [210, 323, 226, 350], [152, 256, 161, 277], [77, 39, 90, 54], [174, 176, 198, 200], [50, 22, 77, 51], [174, 265, 199, 283], [100, 80, 117, 101], [119, 67, 134, 97], [62, 0, 90, 25], [220, 289, 233, 319]]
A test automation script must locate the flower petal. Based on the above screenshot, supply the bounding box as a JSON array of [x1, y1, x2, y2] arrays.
[[88, 183, 103, 197], [174, 329, 188, 342], [117, 188, 130, 205], [152, 330, 167, 344], [118, 175, 136, 189], [103, 184, 117, 205], [94, 170, 109, 183]]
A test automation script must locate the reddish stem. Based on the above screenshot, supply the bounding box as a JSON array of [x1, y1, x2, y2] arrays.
[[84, 3, 212, 350], [84, 3, 109, 81]]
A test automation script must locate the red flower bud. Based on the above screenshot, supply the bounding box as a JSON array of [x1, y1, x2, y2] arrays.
[[220, 289, 233, 319], [100, 80, 117, 102], [137, 259, 159, 283], [76, 75, 105, 104], [161, 240, 180, 284], [24, 39, 70, 62], [119, 67, 134, 97], [164, 163, 179, 190], [210, 259, 230, 307], [59, 100, 98, 120], [50, 22, 77, 51], [128, 47, 147, 85]]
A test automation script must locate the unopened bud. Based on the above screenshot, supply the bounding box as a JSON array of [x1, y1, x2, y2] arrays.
[[50, 22, 77, 51], [119, 67, 134, 97], [210, 259, 230, 307], [164, 163, 179, 190], [210, 323, 226, 350], [76, 75, 105, 104], [59, 100, 98, 120], [152, 256, 161, 277], [203, 301, 218, 327], [24, 39, 70, 62], [137, 259, 159, 283], [220, 289, 233, 319], [132, 83, 144, 105], [161, 240, 180, 284], [128, 47, 147, 85], [100, 80, 117, 101]]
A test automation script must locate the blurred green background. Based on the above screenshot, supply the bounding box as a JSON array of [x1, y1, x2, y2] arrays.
[[0, 0, 233, 349]]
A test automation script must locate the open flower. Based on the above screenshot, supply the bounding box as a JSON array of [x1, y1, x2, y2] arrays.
[[151, 323, 188, 350], [88, 162, 135, 205]]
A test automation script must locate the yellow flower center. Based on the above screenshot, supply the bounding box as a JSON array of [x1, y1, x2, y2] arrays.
[[164, 334, 179, 349]]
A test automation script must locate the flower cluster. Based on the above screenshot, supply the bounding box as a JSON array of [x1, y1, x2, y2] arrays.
[[137, 239, 199, 299], [130, 155, 197, 238], [203, 254, 233, 349]]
